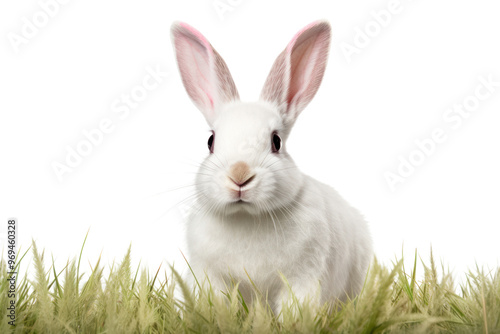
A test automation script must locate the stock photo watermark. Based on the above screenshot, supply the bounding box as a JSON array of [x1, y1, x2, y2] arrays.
[[7, 0, 71, 54], [340, 0, 416, 64], [51, 64, 169, 182], [212, 0, 245, 20], [384, 74, 499, 191], [5, 218, 18, 327]]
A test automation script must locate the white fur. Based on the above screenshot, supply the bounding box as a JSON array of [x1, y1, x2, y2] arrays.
[[171, 21, 373, 313]]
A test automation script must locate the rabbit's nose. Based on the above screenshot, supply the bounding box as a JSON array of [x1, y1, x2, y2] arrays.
[[228, 161, 255, 187], [230, 174, 255, 188]]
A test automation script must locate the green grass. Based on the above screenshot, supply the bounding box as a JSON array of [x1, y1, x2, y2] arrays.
[[1, 236, 499, 333]]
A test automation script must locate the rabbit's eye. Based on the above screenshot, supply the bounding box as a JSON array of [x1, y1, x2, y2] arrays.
[[208, 132, 214, 153], [272, 133, 281, 153]]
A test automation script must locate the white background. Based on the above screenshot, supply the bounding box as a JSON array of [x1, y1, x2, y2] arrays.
[[1, 0, 499, 284]]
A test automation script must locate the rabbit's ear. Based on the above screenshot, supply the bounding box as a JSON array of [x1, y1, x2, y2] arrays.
[[171, 22, 239, 125], [260, 21, 331, 125]]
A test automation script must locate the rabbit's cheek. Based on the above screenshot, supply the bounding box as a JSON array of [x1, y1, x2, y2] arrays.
[[258, 174, 276, 197], [197, 169, 227, 203], [204, 176, 220, 196]]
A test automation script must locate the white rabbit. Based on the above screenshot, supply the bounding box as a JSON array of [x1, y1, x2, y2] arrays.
[[170, 21, 373, 313]]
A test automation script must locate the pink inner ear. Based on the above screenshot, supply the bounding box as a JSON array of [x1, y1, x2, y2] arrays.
[[179, 22, 211, 49], [259, 21, 331, 122], [173, 23, 217, 115], [286, 23, 330, 110], [172, 22, 239, 124], [288, 33, 321, 105]]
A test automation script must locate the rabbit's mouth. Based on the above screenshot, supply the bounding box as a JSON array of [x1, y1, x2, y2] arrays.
[[225, 176, 255, 203], [233, 198, 251, 205], [221, 199, 256, 215]]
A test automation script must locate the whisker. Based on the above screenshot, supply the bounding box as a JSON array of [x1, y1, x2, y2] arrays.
[[153, 190, 203, 223], [145, 181, 212, 199]]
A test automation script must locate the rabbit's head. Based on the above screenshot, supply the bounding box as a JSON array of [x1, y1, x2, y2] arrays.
[[171, 21, 331, 215]]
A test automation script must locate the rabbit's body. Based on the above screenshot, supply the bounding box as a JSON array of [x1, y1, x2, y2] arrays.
[[171, 21, 373, 312], [187, 172, 371, 310]]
